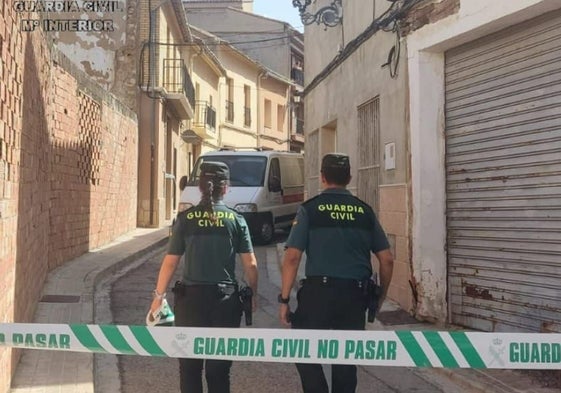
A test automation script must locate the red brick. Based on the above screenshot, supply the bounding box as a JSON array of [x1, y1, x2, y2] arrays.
[[0, 11, 138, 389]]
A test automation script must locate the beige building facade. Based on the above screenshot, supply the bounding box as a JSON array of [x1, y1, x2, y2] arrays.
[[189, 27, 293, 157], [303, 0, 413, 311], [188, 41, 225, 164], [184, 0, 253, 12], [259, 75, 292, 150], [137, 0, 195, 227], [184, 0, 305, 152]]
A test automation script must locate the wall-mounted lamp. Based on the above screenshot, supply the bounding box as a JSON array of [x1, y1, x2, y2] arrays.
[[292, 0, 343, 28]]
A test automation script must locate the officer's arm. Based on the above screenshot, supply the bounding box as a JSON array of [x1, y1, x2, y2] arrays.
[[373, 249, 394, 308], [150, 254, 181, 313], [281, 247, 303, 299], [240, 252, 258, 301]]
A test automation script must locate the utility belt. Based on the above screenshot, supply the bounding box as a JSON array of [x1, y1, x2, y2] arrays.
[[172, 281, 253, 326], [302, 276, 366, 289], [302, 275, 382, 323], [172, 280, 239, 296]]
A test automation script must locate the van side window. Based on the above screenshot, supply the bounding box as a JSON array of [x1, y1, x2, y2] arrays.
[[268, 158, 282, 192]]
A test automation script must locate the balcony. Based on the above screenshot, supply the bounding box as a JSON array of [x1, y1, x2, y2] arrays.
[[225, 100, 234, 123], [244, 106, 251, 127], [291, 67, 304, 87], [296, 118, 304, 135], [291, 117, 304, 144], [192, 100, 216, 139], [162, 58, 195, 120]]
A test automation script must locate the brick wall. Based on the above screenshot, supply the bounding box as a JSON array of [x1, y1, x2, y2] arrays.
[[402, 0, 461, 36], [0, 6, 138, 391]]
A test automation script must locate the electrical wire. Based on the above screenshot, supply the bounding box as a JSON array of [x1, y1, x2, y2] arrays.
[[201, 34, 298, 45], [381, 23, 401, 79], [194, 28, 302, 35], [304, 0, 424, 95], [136, 34, 297, 48]]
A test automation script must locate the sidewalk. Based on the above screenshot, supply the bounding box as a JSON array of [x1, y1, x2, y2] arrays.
[[10, 227, 169, 393], [275, 244, 561, 393]]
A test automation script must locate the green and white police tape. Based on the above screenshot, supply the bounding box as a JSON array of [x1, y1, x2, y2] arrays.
[[1, 323, 560, 369]]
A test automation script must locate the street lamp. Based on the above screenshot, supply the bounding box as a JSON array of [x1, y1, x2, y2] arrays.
[[292, 0, 343, 28]]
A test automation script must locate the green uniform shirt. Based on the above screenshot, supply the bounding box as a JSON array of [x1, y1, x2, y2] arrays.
[[286, 188, 390, 280], [168, 202, 253, 284]]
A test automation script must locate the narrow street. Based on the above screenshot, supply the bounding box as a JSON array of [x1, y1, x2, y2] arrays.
[[107, 236, 458, 393]]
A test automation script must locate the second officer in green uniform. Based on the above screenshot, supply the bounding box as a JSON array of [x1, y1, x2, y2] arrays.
[[279, 153, 394, 393], [150, 161, 258, 393]]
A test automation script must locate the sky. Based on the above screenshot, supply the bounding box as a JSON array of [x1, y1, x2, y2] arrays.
[[253, 0, 304, 31]]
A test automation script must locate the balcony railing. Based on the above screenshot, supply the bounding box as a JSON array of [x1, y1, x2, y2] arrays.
[[225, 100, 234, 123], [163, 58, 195, 109], [291, 67, 304, 86], [296, 118, 304, 135], [193, 101, 216, 131], [244, 106, 251, 127]]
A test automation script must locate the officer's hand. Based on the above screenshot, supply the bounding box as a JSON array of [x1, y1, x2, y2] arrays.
[[279, 304, 291, 326], [149, 298, 163, 318], [252, 297, 257, 312]]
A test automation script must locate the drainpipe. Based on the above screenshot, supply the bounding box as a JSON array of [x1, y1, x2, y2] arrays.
[[149, 4, 157, 227], [286, 84, 291, 152], [188, 45, 203, 157], [218, 75, 224, 148], [257, 69, 268, 148]]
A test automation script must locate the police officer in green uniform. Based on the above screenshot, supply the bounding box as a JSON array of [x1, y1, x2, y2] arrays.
[[279, 153, 394, 393], [150, 161, 258, 393]]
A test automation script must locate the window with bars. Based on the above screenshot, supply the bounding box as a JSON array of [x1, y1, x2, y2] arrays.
[[307, 130, 320, 197], [357, 96, 380, 212]]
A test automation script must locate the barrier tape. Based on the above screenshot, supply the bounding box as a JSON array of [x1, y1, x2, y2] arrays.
[[1, 323, 560, 369]]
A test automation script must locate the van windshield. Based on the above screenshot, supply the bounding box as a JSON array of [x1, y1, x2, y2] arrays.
[[190, 155, 268, 187]]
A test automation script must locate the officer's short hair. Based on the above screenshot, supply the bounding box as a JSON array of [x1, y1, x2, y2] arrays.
[[321, 153, 351, 186]]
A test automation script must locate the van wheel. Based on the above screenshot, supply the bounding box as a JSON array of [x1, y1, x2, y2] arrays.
[[255, 217, 274, 245]]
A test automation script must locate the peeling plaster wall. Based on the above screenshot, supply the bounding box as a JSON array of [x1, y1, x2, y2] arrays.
[[48, 0, 140, 109], [406, 0, 561, 322]]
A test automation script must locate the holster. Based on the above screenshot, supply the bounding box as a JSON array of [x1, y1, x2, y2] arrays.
[[238, 286, 253, 326], [363, 277, 382, 323]]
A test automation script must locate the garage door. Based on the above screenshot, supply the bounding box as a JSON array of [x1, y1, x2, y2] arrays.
[[445, 11, 561, 332]]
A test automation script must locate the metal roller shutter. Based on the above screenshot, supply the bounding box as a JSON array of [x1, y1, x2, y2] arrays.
[[445, 11, 561, 332]]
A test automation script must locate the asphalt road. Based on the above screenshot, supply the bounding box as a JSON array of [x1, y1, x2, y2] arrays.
[[107, 235, 458, 393]]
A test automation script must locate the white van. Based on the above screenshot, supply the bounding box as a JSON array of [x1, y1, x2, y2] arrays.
[[178, 149, 305, 244]]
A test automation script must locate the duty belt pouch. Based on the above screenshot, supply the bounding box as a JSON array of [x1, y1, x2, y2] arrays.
[[172, 281, 186, 296], [217, 283, 237, 299]]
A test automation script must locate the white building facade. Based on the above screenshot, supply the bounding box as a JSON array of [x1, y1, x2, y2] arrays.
[[304, 0, 561, 332], [407, 0, 561, 332], [303, 0, 414, 312]]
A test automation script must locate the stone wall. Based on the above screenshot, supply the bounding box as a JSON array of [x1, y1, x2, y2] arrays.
[[0, 7, 138, 391]]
